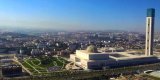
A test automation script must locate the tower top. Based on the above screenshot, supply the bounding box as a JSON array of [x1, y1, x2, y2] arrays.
[[147, 8, 155, 17]]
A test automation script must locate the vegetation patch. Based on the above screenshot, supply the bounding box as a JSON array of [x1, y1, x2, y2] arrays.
[[22, 56, 68, 75]]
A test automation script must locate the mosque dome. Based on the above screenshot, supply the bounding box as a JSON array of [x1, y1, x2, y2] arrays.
[[86, 45, 98, 53]]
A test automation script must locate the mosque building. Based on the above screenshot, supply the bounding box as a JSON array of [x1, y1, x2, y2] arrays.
[[70, 45, 160, 70]]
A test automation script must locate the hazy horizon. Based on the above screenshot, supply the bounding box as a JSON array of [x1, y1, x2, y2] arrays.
[[0, 0, 159, 32]]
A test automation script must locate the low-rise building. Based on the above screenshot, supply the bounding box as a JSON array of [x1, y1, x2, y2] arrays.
[[70, 45, 160, 70]]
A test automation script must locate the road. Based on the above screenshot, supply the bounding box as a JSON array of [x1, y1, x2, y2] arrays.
[[12, 57, 33, 75]]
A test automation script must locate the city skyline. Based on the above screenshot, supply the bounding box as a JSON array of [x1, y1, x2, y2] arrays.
[[0, 0, 159, 32]]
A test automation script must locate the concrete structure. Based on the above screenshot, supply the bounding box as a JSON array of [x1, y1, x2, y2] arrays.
[[2, 64, 22, 76], [70, 45, 160, 70], [145, 8, 155, 56], [150, 71, 160, 78], [99, 47, 125, 52]]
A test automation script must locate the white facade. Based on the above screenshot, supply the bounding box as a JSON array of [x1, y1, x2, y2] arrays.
[[70, 50, 109, 69], [70, 49, 160, 70], [145, 17, 154, 56]]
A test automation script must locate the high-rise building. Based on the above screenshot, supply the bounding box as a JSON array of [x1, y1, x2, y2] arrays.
[[145, 8, 155, 56]]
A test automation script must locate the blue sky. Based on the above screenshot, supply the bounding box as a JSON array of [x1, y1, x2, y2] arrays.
[[0, 0, 159, 31]]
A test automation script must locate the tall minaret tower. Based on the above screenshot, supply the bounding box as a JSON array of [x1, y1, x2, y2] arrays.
[[145, 8, 155, 56]]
